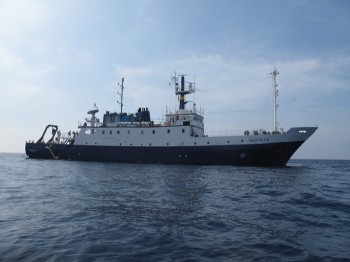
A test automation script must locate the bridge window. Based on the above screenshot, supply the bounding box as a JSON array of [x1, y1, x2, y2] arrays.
[[182, 129, 185, 133], [167, 129, 170, 134]]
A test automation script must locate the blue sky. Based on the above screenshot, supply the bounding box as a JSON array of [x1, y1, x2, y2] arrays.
[[1, 0, 350, 159]]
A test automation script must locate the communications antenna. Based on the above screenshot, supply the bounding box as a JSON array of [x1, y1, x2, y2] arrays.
[[117, 77, 124, 114], [270, 66, 279, 132]]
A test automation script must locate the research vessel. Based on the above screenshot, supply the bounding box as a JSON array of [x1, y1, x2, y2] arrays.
[[25, 68, 317, 166]]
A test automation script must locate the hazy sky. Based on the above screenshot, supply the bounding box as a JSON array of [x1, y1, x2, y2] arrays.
[[1, 0, 349, 159]]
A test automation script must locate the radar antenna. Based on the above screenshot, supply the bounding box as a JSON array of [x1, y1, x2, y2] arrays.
[[86, 103, 100, 127]]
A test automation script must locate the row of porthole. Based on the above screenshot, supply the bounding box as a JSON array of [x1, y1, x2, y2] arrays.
[[100, 129, 187, 135], [85, 140, 236, 145]]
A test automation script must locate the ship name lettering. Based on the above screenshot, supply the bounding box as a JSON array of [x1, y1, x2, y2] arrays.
[[249, 138, 269, 142]]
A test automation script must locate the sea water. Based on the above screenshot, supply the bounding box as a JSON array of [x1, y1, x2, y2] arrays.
[[0, 153, 349, 261]]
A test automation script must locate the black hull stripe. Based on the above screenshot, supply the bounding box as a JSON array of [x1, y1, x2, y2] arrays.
[[25, 141, 304, 166]]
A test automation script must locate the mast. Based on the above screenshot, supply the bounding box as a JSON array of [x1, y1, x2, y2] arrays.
[[271, 66, 279, 132], [174, 74, 195, 110], [179, 75, 185, 110], [117, 77, 124, 115]]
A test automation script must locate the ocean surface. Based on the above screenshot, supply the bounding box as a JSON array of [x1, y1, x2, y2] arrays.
[[0, 153, 349, 261]]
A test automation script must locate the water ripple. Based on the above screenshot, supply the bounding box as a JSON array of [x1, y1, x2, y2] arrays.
[[0, 154, 350, 261]]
